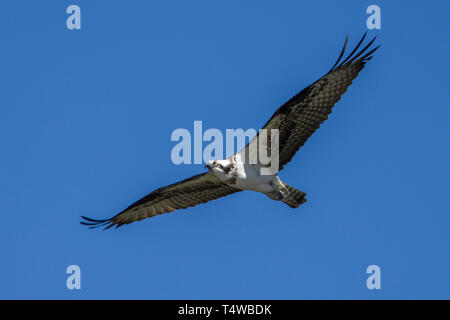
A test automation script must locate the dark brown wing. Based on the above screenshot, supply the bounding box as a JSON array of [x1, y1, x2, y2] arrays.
[[241, 33, 380, 171], [81, 172, 240, 229]]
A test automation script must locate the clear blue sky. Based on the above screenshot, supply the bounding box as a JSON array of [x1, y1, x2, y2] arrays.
[[1, 1, 449, 299]]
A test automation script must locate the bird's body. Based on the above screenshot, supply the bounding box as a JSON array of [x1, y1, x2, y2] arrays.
[[81, 33, 380, 229], [205, 155, 290, 202]]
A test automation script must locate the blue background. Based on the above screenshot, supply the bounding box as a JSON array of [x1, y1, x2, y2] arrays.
[[1, 1, 449, 299]]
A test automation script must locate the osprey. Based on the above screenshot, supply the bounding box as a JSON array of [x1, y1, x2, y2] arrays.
[[81, 33, 379, 229]]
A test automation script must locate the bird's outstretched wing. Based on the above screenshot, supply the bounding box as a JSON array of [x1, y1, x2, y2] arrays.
[[240, 33, 380, 171], [81, 172, 240, 229]]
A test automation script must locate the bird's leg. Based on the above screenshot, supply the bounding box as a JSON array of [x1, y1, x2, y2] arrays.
[[271, 175, 289, 199], [228, 176, 237, 185], [224, 154, 241, 185], [226, 164, 238, 185]]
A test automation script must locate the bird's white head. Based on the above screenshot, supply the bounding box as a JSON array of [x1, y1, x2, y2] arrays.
[[205, 159, 232, 181]]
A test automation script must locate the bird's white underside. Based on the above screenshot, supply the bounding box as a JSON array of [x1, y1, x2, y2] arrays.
[[206, 153, 285, 195]]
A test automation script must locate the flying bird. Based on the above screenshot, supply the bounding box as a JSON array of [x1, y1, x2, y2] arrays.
[[81, 33, 379, 229]]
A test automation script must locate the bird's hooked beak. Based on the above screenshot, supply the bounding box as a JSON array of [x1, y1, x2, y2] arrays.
[[205, 162, 212, 169]]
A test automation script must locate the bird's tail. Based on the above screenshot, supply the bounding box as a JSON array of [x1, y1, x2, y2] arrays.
[[282, 184, 307, 208]]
